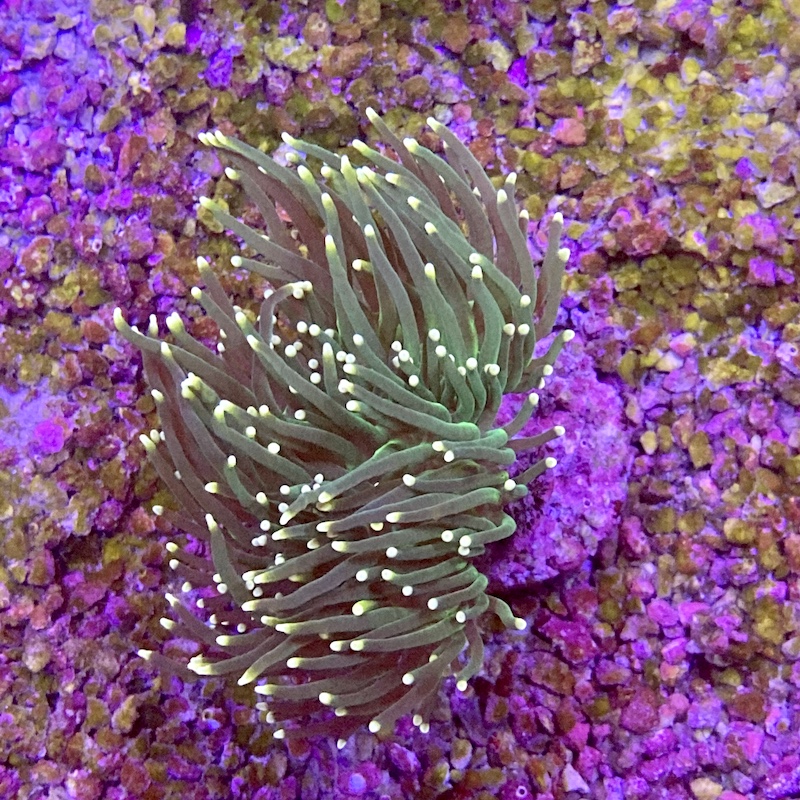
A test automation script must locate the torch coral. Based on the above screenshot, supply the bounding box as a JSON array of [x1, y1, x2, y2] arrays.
[[114, 110, 572, 744]]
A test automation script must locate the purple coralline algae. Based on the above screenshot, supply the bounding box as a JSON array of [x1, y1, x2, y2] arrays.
[[0, 0, 799, 797], [483, 333, 634, 587]]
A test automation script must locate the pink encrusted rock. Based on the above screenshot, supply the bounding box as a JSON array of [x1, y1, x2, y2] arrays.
[[620, 687, 660, 734], [620, 612, 657, 642], [642, 726, 678, 758], [627, 572, 655, 599], [540, 617, 598, 665], [726, 723, 764, 764], [68, 579, 107, 613], [562, 584, 599, 619], [115, 218, 155, 261], [566, 721, 590, 749], [25, 126, 65, 171], [639, 755, 672, 783], [659, 662, 685, 685], [577, 746, 602, 784], [338, 762, 382, 796], [662, 358, 700, 392], [747, 255, 777, 287], [677, 601, 710, 625], [387, 743, 420, 775], [747, 394, 777, 431], [687, 694, 723, 729], [668, 332, 697, 357], [661, 692, 690, 723], [622, 775, 649, 799], [106, 185, 134, 212], [661, 637, 687, 664], [613, 213, 669, 257], [739, 212, 780, 249], [672, 742, 699, 778], [98, 261, 132, 301], [620, 515, 651, 558], [666, 0, 707, 31], [20, 195, 54, 230], [65, 769, 102, 800], [608, 7, 639, 35], [595, 659, 632, 686], [481, 338, 633, 587], [764, 755, 800, 799], [31, 418, 66, 455], [204, 48, 234, 89], [0, 72, 21, 101], [58, 83, 87, 115], [647, 598, 679, 628], [551, 117, 586, 146], [602, 776, 624, 800]]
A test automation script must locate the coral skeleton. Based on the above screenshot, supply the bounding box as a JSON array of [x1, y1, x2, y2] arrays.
[[114, 110, 572, 744]]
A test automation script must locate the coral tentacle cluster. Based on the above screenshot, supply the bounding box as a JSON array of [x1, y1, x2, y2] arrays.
[[114, 110, 572, 743]]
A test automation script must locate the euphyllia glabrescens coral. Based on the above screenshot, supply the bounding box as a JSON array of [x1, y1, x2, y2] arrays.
[[114, 110, 573, 744]]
